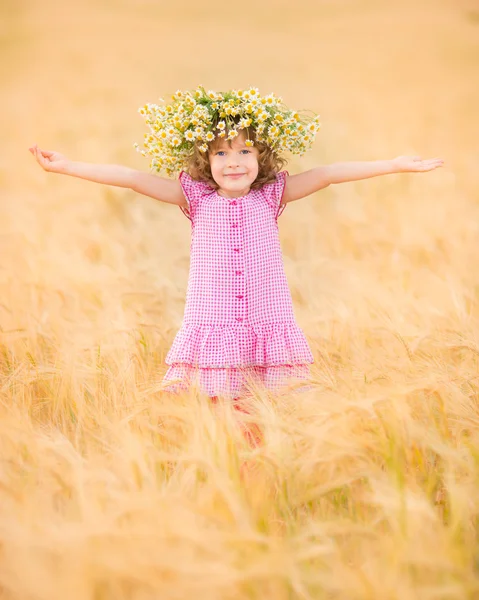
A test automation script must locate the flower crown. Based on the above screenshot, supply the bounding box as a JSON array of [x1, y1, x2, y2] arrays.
[[134, 86, 321, 177]]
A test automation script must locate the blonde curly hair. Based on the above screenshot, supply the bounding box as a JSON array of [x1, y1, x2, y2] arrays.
[[186, 126, 287, 191]]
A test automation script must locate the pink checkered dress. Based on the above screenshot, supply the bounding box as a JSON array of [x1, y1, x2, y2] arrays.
[[162, 170, 314, 399]]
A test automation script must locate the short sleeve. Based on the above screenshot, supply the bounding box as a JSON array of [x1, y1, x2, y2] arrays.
[[260, 170, 289, 220], [178, 171, 213, 222]]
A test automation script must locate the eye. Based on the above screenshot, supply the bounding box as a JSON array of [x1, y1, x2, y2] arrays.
[[216, 151, 226, 156], [240, 149, 251, 154]]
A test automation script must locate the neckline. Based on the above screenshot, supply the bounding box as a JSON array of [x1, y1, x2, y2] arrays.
[[214, 189, 251, 201]]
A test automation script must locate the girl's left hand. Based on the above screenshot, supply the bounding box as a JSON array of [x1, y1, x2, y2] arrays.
[[393, 155, 444, 173]]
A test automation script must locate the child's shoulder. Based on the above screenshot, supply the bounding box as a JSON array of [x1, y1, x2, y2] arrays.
[[263, 170, 288, 188], [179, 171, 214, 196], [257, 170, 289, 219], [259, 170, 288, 196]]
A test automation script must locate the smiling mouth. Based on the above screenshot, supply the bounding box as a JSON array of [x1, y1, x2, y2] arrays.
[[225, 173, 245, 178]]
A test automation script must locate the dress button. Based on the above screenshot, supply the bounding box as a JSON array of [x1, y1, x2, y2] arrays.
[[231, 223, 238, 228], [235, 270, 243, 275], [236, 317, 243, 322], [230, 200, 237, 206], [233, 248, 240, 252], [236, 294, 244, 299]]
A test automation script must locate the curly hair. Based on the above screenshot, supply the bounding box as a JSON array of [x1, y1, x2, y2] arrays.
[[186, 126, 287, 191]]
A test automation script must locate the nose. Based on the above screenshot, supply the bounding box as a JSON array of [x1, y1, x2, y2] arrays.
[[226, 153, 240, 168]]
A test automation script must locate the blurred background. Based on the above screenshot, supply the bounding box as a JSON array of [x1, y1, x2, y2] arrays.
[[1, 0, 479, 598], [2, 0, 478, 352]]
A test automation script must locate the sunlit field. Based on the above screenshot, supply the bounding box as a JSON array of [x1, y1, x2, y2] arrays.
[[1, 0, 479, 597]]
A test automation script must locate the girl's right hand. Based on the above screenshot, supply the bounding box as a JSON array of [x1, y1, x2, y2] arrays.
[[28, 144, 68, 173]]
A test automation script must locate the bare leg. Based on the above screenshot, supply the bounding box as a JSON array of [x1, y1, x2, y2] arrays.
[[232, 396, 263, 447], [209, 395, 263, 447]]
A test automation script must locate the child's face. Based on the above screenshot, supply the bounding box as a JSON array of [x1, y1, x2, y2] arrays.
[[208, 132, 259, 197]]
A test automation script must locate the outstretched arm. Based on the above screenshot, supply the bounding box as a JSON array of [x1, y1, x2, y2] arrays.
[[29, 144, 187, 207], [282, 155, 445, 204]]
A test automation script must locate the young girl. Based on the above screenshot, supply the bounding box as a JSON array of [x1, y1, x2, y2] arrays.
[[29, 86, 443, 405]]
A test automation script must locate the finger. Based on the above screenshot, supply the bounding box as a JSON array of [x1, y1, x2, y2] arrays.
[[426, 160, 444, 168], [35, 148, 47, 168], [36, 148, 48, 163]]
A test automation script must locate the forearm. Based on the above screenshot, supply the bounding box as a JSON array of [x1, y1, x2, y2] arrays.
[[322, 160, 398, 185], [57, 160, 137, 188], [50, 158, 183, 204]]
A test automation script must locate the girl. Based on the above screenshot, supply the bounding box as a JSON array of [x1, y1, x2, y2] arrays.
[[29, 86, 444, 407]]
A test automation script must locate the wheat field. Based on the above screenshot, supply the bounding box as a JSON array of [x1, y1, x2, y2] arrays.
[[1, 0, 479, 598]]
